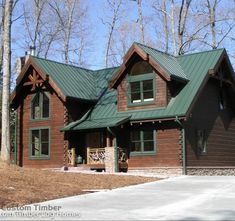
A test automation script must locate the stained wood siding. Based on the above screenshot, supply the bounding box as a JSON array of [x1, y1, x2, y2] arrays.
[[117, 73, 167, 112], [185, 79, 235, 167], [126, 126, 181, 168], [16, 85, 65, 168]]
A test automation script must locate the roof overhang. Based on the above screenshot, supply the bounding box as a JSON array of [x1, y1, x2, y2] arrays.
[[61, 116, 131, 131], [186, 49, 235, 118], [109, 43, 172, 89], [11, 56, 66, 108]]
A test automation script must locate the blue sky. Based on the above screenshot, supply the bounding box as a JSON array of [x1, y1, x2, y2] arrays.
[[11, 0, 235, 70]]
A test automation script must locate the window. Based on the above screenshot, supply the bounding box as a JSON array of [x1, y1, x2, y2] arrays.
[[196, 129, 207, 155], [130, 129, 156, 155], [31, 92, 50, 120], [130, 79, 154, 103], [30, 128, 50, 158], [128, 61, 155, 105], [219, 89, 227, 110]]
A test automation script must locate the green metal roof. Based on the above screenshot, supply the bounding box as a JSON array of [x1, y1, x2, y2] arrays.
[[135, 42, 188, 81], [32, 56, 96, 100], [32, 56, 118, 101], [62, 47, 225, 131], [65, 116, 130, 131]]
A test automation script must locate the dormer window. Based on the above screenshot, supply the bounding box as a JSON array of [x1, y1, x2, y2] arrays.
[[31, 92, 50, 120], [128, 61, 155, 105]]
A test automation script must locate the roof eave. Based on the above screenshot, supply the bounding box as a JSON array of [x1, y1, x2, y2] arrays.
[[11, 56, 67, 106], [170, 75, 189, 83], [65, 96, 97, 104], [110, 43, 174, 89], [130, 115, 186, 123], [61, 116, 131, 132]]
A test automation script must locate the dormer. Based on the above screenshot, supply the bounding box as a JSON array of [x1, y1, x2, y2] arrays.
[[110, 42, 188, 112]]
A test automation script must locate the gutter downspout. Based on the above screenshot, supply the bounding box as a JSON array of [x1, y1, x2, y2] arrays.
[[175, 116, 187, 175], [107, 127, 118, 172]]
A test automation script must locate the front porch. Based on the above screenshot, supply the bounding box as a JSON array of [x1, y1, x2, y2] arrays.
[[67, 146, 128, 172]]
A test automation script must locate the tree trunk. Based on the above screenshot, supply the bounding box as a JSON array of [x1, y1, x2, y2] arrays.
[[207, 0, 217, 49], [104, 0, 122, 68], [178, 0, 191, 55], [163, 0, 169, 53], [170, 0, 177, 55], [64, 0, 76, 64], [137, 0, 145, 44], [1, 0, 13, 162]]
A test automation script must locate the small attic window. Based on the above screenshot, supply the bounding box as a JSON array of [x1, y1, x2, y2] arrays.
[[130, 61, 153, 76], [128, 61, 155, 105]]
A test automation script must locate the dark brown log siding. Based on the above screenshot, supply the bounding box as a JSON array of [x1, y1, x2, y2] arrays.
[[16, 85, 65, 168], [185, 79, 235, 167], [122, 125, 181, 168], [117, 73, 167, 112]]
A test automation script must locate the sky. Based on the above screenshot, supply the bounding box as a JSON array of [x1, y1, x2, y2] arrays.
[[11, 0, 142, 70], [10, 0, 235, 71]]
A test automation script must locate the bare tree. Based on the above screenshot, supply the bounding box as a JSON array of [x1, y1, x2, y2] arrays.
[[206, 0, 218, 49], [178, 0, 192, 54], [153, 0, 177, 55], [193, 0, 234, 51], [170, 0, 177, 55], [137, 0, 145, 44], [49, 0, 76, 63], [48, 0, 89, 65], [162, 0, 169, 53], [1, 0, 13, 162], [102, 0, 122, 68], [23, 0, 47, 55]]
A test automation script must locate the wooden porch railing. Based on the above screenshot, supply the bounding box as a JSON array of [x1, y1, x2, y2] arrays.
[[87, 147, 106, 164], [86, 147, 127, 165]]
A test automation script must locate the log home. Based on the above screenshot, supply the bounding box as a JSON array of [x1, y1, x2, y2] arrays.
[[11, 43, 235, 175]]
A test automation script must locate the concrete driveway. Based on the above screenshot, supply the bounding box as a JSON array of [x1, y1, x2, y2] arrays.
[[2, 176, 235, 220]]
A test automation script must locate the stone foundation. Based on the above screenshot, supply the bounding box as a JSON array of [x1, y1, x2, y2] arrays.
[[128, 167, 183, 177], [187, 167, 235, 175]]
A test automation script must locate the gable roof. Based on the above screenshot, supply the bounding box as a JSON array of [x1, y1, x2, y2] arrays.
[[32, 56, 97, 101], [62, 47, 227, 131], [11, 43, 233, 131], [110, 42, 188, 88], [136, 43, 187, 81], [11, 56, 119, 104]]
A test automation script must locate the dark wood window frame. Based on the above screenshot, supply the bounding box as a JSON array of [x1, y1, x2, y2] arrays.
[[31, 91, 50, 120], [29, 127, 50, 160]]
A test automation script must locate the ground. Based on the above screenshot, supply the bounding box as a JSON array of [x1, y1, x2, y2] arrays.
[[0, 161, 158, 209], [9, 176, 235, 221]]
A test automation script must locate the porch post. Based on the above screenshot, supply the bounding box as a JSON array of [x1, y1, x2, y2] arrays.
[[63, 106, 69, 170], [105, 128, 118, 173], [106, 132, 111, 147]]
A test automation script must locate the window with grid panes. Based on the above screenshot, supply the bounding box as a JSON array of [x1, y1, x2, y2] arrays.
[[128, 61, 155, 105]]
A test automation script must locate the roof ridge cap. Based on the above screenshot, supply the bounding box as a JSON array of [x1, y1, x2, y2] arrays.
[[134, 42, 175, 57], [176, 48, 225, 58], [94, 66, 120, 72], [31, 55, 93, 72]]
